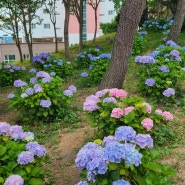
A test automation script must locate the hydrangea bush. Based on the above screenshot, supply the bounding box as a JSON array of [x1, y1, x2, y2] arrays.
[[83, 88, 174, 139], [134, 40, 185, 103], [142, 18, 173, 32], [75, 48, 101, 69], [0, 64, 26, 87], [32, 53, 73, 79], [8, 71, 77, 124], [0, 122, 46, 185], [75, 126, 176, 185]]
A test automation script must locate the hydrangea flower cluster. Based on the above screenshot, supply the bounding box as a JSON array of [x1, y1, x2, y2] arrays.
[[1, 122, 46, 184], [63, 85, 77, 97], [145, 78, 155, 86], [134, 56, 156, 64], [76, 126, 153, 184], [163, 88, 175, 97], [32, 52, 52, 65], [80, 72, 88, 77]]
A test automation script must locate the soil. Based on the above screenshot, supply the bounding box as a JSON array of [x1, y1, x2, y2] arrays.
[[1, 87, 185, 185]]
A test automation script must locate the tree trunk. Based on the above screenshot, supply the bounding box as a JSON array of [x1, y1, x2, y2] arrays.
[[54, 23, 58, 52], [98, 0, 146, 90], [93, 8, 97, 44], [64, 1, 70, 61], [167, 0, 185, 43]]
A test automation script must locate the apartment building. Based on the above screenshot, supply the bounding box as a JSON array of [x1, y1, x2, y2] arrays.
[[0, 0, 116, 62]]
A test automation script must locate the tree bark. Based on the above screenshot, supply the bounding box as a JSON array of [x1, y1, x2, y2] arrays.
[[98, 0, 146, 90], [167, 0, 185, 43], [63, 0, 71, 60]]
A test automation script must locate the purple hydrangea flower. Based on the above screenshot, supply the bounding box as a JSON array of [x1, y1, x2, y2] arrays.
[[159, 66, 170, 73], [26, 142, 46, 157], [9, 69, 14, 72], [135, 56, 156, 64], [0, 122, 11, 136], [80, 72, 88, 77], [8, 93, 15, 99], [29, 68, 37, 73], [112, 179, 131, 185], [163, 88, 175, 97], [17, 151, 34, 165], [64, 89, 73, 97], [42, 77, 51, 83], [103, 97, 117, 104], [25, 88, 34, 95], [40, 100, 52, 108], [83, 95, 99, 111], [68, 85, 77, 93], [30, 77, 37, 84], [170, 50, 179, 57], [134, 134, 153, 149], [14, 80, 27, 88], [36, 71, 51, 78], [34, 84, 43, 93], [145, 78, 155, 86], [4, 174, 24, 185], [115, 126, 136, 142]]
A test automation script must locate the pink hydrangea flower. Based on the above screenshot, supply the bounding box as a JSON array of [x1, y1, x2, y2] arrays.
[[111, 108, 124, 118], [123, 106, 134, 115], [141, 118, 153, 131], [109, 88, 127, 98], [162, 111, 174, 121], [142, 102, 152, 113], [155, 109, 163, 115]]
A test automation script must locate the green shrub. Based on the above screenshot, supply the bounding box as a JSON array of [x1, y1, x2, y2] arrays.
[[8, 71, 77, 124], [0, 64, 26, 87], [0, 122, 46, 185], [83, 88, 174, 140]]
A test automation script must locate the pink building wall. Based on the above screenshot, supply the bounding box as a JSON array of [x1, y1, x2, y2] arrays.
[[68, 2, 100, 34]]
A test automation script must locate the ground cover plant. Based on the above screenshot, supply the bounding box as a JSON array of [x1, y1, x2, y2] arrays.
[[0, 122, 46, 185], [1, 27, 185, 185]]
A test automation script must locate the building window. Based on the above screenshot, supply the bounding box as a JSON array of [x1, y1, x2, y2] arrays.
[[23, 54, 29, 59], [108, 10, 114, 15], [4, 55, 16, 62], [31, 23, 36, 29], [100, 0, 105, 2], [44, 24, 50, 29]]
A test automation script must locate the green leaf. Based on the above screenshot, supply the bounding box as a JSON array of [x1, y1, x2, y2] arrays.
[[43, 111, 48, 117], [0, 177, 4, 183], [0, 145, 6, 156], [28, 178, 43, 185], [108, 163, 118, 171]]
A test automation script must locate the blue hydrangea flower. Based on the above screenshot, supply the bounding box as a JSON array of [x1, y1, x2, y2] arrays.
[[145, 78, 155, 86], [115, 126, 136, 142], [68, 85, 77, 93], [21, 93, 28, 98], [80, 72, 88, 77], [0, 122, 11, 136], [30, 77, 37, 84], [8, 93, 15, 99], [42, 77, 51, 83], [25, 88, 34, 95], [159, 66, 170, 73], [64, 89, 73, 97], [14, 80, 27, 88], [40, 100, 52, 108], [112, 178, 131, 185], [29, 68, 37, 73], [26, 142, 46, 157], [163, 88, 175, 97], [50, 72, 56, 76], [17, 151, 34, 165], [103, 97, 117, 104], [75, 181, 89, 185]]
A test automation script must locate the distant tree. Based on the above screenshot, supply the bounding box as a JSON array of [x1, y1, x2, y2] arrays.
[[86, 0, 100, 44], [167, 0, 185, 42], [70, 0, 84, 51], [45, 0, 60, 52], [160, 0, 179, 16], [63, 0, 71, 61], [16, 0, 45, 62], [0, 0, 23, 62], [99, 0, 146, 90]]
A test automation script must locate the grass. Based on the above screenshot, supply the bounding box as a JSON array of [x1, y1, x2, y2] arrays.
[[2, 30, 185, 184]]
